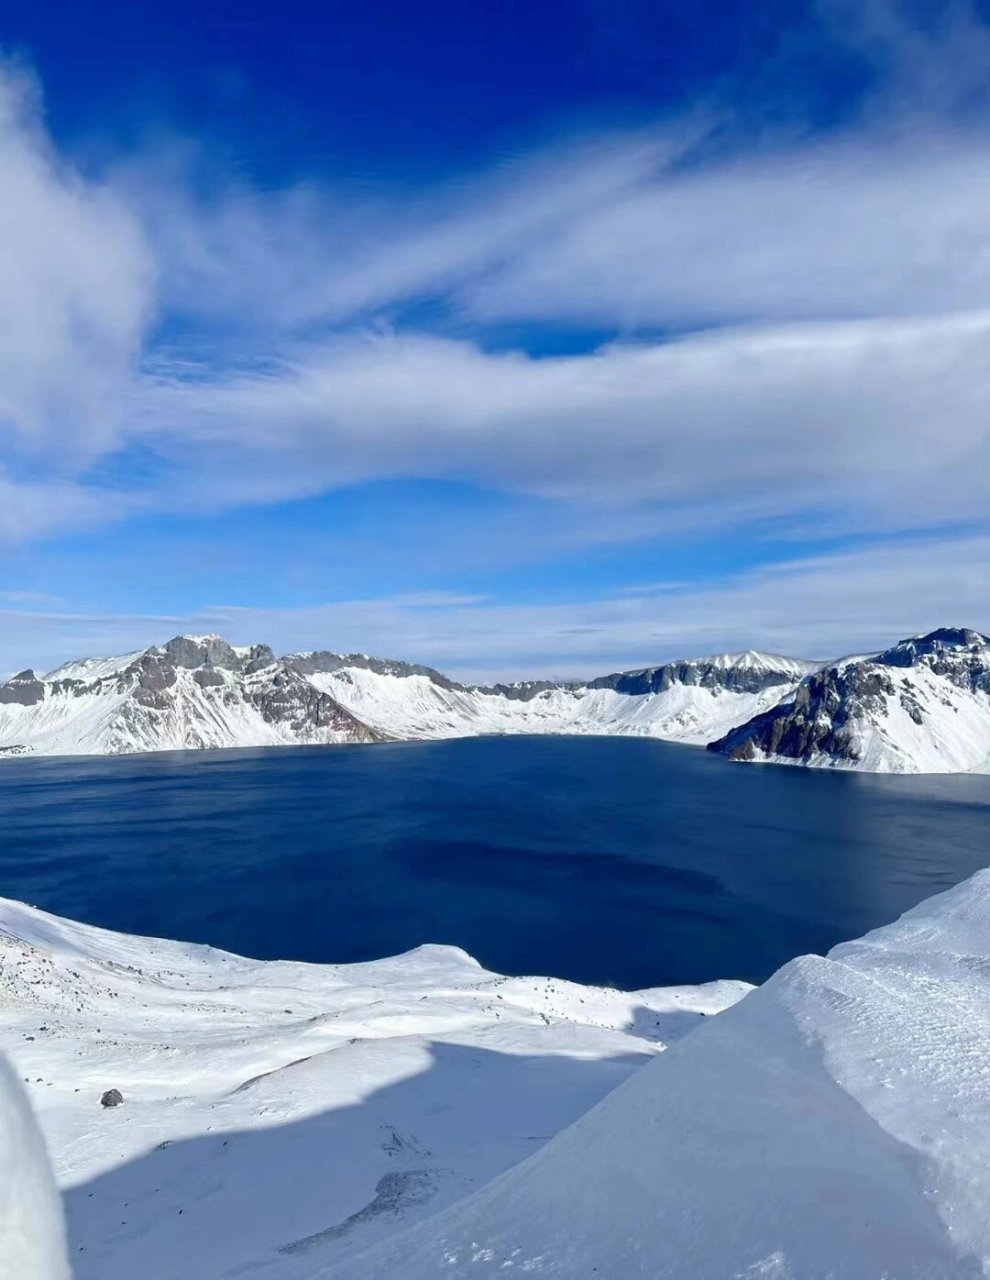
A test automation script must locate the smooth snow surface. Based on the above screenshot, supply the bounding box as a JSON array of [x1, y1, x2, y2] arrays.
[[0, 899, 748, 1279], [345, 870, 990, 1279], [0, 1056, 68, 1280]]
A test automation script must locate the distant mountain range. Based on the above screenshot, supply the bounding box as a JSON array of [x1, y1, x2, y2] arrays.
[[1, 627, 989, 773]]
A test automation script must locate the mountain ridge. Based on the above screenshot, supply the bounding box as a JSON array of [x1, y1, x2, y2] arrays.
[[0, 634, 814, 759], [2, 628, 989, 772]]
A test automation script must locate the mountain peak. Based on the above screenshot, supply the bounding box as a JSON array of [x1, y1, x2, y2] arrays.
[[911, 627, 990, 649], [156, 634, 241, 670]]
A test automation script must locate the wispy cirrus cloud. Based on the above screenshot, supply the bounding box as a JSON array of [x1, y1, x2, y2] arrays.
[[0, 16, 988, 541], [132, 313, 990, 536]]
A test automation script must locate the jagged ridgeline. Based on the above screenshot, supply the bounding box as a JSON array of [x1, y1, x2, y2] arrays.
[[708, 628, 990, 773], [1, 628, 989, 772]]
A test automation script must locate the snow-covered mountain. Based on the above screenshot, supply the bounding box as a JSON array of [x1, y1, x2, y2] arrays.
[[291, 647, 814, 743], [4, 869, 990, 1277], [4, 626, 989, 771], [0, 635, 381, 757], [0, 635, 814, 758], [710, 627, 990, 774]]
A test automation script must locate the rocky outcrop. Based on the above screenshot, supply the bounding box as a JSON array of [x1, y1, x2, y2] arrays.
[[6, 629, 988, 770], [0, 671, 46, 706], [246, 667, 378, 740], [709, 629, 990, 772], [588, 654, 808, 698]]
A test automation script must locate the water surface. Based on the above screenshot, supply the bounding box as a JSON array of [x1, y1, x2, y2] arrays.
[[1, 736, 987, 987]]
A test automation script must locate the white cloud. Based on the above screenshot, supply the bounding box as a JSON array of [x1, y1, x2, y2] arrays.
[[454, 131, 990, 330], [3, 532, 988, 680], [0, 15, 987, 577], [0, 60, 153, 463], [132, 312, 990, 535]]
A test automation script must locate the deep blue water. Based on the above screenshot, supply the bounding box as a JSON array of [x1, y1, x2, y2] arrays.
[[1, 737, 988, 989]]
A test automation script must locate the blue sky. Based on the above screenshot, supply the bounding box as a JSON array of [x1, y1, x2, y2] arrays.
[[1, 0, 989, 677]]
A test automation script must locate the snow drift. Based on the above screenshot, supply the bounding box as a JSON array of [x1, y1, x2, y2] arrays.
[[0, 898, 746, 1279], [4, 868, 990, 1276], [0, 1057, 68, 1280], [338, 867, 990, 1278]]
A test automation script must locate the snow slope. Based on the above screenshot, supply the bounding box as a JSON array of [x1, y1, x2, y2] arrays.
[[0, 899, 748, 1279], [339, 867, 990, 1279], [302, 664, 806, 743], [713, 627, 990, 773], [294, 648, 816, 744], [7, 870, 990, 1277]]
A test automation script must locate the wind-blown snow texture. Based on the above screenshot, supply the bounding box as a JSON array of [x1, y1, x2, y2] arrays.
[[0, 899, 748, 1279], [2, 626, 989, 771], [338, 868, 990, 1279], [6, 871, 990, 1276]]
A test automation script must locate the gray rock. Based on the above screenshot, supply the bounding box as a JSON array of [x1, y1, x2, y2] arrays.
[[100, 1088, 123, 1108], [0, 670, 46, 706], [285, 651, 466, 691], [247, 667, 381, 741], [708, 627, 990, 766], [161, 635, 240, 670], [588, 658, 797, 697], [241, 644, 277, 674]]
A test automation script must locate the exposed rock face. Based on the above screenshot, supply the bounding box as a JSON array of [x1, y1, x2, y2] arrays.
[[5, 629, 988, 771], [246, 668, 378, 740], [588, 655, 805, 698], [0, 671, 46, 706], [241, 644, 277, 674], [473, 679, 562, 702], [709, 629, 990, 772], [158, 635, 241, 670]]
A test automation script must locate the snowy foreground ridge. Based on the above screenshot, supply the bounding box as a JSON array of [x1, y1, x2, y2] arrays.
[[4, 870, 990, 1277], [0, 899, 748, 1280], [3, 625, 990, 772]]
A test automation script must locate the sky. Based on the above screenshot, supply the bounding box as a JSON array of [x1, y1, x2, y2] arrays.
[[1, 0, 989, 679]]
